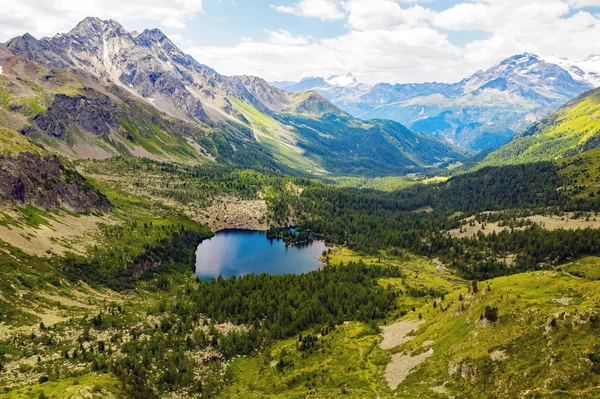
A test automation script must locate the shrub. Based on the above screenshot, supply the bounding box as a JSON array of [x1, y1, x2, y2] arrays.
[[484, 306, 498, 322]]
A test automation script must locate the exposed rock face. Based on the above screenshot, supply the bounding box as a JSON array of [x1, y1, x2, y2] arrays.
[[23, 88, 120, 139], [0, 152, 113, 213], [3, 17, 340, 125], [5, 17, 208, 122], [21, 85, 209, 145]]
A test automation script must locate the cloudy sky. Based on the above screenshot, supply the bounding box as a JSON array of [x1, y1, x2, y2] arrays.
[[2, 0, 600, 84]]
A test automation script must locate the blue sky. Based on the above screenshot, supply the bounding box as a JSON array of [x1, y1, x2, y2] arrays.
[[3, 0, 600, 84], [154, 0, 476, 47]]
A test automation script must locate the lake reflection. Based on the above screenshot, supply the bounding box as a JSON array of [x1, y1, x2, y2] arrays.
[[195, 229, 326, 279]]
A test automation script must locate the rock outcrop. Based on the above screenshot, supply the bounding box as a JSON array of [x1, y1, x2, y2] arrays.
[[0, 152, 113, 213]]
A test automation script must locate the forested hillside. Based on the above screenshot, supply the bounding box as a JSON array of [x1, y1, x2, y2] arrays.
[[481, 87, 600, 166], [1, 143, 600, 397]]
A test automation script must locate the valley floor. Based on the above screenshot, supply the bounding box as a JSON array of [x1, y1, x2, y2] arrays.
[[2, 243, 599, 398], [2, 157, 600, 398]]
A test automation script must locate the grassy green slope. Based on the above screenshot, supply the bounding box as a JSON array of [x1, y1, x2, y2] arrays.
[[481, 88, 600, 167], [394, 266, 600, 398], [221, 252, 600, 399], [0, 127, 43, 155], [3, 153, 600, 398]]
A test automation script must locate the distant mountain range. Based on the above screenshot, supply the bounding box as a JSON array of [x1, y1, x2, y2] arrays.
[[479, 86, 600, 167], [273, 54, 600, 151], [0, 17, 466, 176]]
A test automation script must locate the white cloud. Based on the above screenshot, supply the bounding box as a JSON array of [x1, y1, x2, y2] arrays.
[[266, 30, 312, 45], [433, 0, 570, 31], [185, 0, 600, 85], [433, 0, 600, 69], [0, 0, 203, 40], [272, 0, 345, 21], [345, 0, 435, 30], [161, 17, 187, 30], [568, 0, 600, 6], [187, 23, 461, 84]]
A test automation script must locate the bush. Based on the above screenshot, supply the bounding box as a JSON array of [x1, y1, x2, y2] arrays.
[[484, 306, 498, 322], [590, 353, 600, 374]]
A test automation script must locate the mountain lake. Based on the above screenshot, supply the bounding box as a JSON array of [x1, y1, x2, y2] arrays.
[[195, 229, 327, 279]]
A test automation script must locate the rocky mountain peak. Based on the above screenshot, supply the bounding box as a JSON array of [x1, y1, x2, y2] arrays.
[[4, 33, 38, 53], [67, 17, 128, 41], [136, 28, 171, 46]]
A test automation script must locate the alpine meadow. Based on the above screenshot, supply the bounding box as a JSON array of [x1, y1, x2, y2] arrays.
[[2, 1, 600, 398]]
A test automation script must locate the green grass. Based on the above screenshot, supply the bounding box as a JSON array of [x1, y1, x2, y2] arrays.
[[384, 269, 600, 398], [0, 374, 125, 399], [218, 248, 465, 398], [556, 148, 600, 198], [221, 250, 600, 398], [481, 87, 600, 167], [117, 118, 202, 161], [0, 78, 52, 118], [233, 100, 321, 173], [328, 248, 464, 294], [328, 175, 450, 192], [328, 176, 417, 191], [19, 206, 56, 228], [559, 256, 600, 280], [0, 127, 43, 156], [218, 322, 392, 399]]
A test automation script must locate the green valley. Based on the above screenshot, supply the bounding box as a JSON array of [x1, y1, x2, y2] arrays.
[[0, 136, 600, 398], [1, 12, 600, 399]]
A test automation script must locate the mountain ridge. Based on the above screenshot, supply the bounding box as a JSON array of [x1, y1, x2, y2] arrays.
[[1, 17, 466, 176], [479, 86, 600, 167], [273, 53, 600, 151]]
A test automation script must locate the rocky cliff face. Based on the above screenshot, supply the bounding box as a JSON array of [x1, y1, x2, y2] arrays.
[[0, 152, 113, 213], [5, 17, 209, 122], [22, 88, 120, 139]]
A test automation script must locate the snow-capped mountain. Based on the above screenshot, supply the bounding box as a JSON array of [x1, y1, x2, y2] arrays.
[[274, 53, 600, 151], [541, 54, 600, 88], [273, 73, 372, 112]]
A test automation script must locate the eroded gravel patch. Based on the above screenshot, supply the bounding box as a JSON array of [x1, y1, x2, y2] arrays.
[[380, 319, 424, 350], [385, 348, 434, 390]]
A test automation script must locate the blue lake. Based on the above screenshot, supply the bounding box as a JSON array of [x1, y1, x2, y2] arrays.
[[195, 229, 326, 279]]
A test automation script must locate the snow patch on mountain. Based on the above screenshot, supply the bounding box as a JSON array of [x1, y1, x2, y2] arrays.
[[455, 89, 535, 108], [401, 94, 448, 106], [541, 55, 600, 88]]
